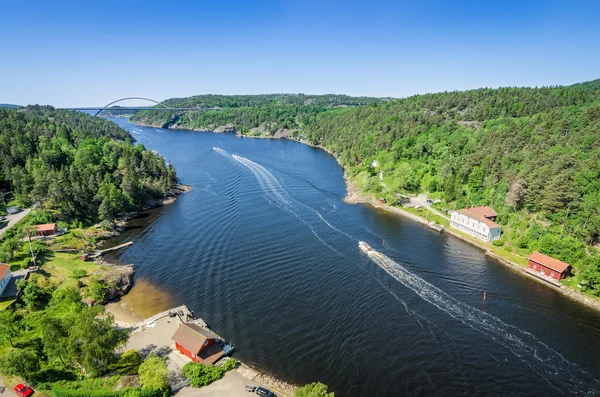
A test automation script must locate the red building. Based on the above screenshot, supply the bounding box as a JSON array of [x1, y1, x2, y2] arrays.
[[528, 251, 571, 281], [35, 223, 58, 237], [171, 322, 225, 365]]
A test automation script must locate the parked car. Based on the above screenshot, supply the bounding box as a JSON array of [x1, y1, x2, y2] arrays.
[[13, 384, 34, 397], [256, 387, 275, 397]]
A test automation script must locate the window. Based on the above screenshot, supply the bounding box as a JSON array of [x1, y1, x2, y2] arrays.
[[551, 272, 555, 277], [541, 268, 546, 274]]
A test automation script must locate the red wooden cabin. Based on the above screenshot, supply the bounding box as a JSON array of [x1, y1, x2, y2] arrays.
[[35, 223, 57, 237], [528, 251, 571, 281], [171, 322, 225, 365]]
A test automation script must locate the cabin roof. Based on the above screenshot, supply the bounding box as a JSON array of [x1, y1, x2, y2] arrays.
[[36, 223, 57, 232], [529, 251, 571, 273], [468, 206, 498, 218], [456, 209, 501, 229], [172, 323, 218, 354]]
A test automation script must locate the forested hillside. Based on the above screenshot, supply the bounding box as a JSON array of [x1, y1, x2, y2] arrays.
[[0, 106, 178, 221], [130, 94, 388, 132], [303, 80, 600, 293]]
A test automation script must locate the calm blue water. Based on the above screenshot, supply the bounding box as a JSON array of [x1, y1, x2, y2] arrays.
[[107, 118, 600, 396]]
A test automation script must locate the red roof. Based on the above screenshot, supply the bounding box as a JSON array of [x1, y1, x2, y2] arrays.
[[457, 209, 501, 229], [36, 223, 57, 232], [468, 206, 497, 218], [0, 263, 10, 280], [172, 323, 218, 354], [529, 251, 571, 273]]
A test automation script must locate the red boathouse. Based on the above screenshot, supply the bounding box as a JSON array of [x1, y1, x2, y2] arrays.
[[171, 322, 225, 365], [35, 223, 58, 237], [528, 251, 571, 281]]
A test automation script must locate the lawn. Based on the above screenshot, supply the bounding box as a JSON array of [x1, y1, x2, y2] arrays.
[[0, 299, 15, 311], [403, 206, 450, 227], [41, 252, 99, 288]]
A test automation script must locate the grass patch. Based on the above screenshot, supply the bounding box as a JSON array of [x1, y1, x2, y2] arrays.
[[0, 299, 15, 311], [402, 206, 450, 227], [41, 252, 99, 288]]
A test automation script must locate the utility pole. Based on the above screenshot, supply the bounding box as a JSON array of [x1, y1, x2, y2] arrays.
[[25, 227, 36, 266]]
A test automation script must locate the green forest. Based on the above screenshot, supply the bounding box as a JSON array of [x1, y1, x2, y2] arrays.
[[130, 94, 388, 132], [301, 80, 600, 294], [0, 106, 178, 222]]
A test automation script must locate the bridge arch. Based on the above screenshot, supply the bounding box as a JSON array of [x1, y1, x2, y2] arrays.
[[94, 97, 170, 117]]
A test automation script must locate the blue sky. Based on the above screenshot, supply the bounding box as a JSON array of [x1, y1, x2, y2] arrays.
[[1, 0, 599, 107]]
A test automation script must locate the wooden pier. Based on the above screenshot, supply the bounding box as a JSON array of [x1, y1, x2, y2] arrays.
[[91, 241, 134, 259]]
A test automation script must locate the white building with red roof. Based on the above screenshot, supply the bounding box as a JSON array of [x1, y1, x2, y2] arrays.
[[0, 263, 12, 297], [449, 206, 502, 242]]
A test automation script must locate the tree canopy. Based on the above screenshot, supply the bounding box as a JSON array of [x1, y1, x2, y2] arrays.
[[0, 106, 178, 221]]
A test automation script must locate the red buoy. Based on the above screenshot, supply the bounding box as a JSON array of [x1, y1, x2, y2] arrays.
[[483, 291, 487, 302]]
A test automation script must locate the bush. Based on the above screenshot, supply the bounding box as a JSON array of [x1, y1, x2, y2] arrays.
[[71, 269, 87, 279], [492, 237, 505, 247], [182, 362, 226, 387], [107, 349, 142, 375], [138, 355, 169, 392], [221, 358, 237, 371], [295, 382, 334, 397], [99, 220, 115, 231], [88, 277, 108, 303]]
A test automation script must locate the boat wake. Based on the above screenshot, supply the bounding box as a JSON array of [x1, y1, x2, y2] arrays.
[[362, 245, 600, 395], [210, 149, 354, 255], [213, 147, 238, 165]]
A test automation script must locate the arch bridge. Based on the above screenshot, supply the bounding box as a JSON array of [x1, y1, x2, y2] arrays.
[[61, 96, 220, 116]]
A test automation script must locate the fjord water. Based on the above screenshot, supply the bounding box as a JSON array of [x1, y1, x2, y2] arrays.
[[108, 118, 600, 396]]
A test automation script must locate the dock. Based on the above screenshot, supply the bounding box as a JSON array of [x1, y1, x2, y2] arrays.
[[524, 268, 562, 287], [427, 221, 445, 233], [91, 241, 134, 259]]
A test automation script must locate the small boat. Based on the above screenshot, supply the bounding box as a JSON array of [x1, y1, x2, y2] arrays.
[[359, 241, 372, 253], [223, 343, 235, 356]]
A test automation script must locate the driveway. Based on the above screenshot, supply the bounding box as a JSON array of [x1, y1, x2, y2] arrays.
[[0, 208, 31, 238], [0, 379, 17, 397], [413, 194, 449, 220], [174, 370, 253, 397]]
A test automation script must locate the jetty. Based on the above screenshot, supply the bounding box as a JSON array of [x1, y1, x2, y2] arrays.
[[91, 241, 133, 259], [427, 221, 445, 233]]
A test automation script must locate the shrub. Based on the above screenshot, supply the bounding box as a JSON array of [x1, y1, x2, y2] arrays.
[[108, 349, 143, 375], [99, 220, 115, 231], [295, 382, 334, 397], [138, 355, 169, 391], [88, 277, 108, 303], [221, 358, 237, 371], [182, 362, 226, 387], [71, 269, 87, 279], [492, 238, 505, 247]]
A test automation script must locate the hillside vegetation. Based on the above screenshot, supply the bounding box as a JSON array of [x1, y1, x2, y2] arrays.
[[302, 80, 600, 293], [0, 106, 178, 222], [130, 94, 388, 132]]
